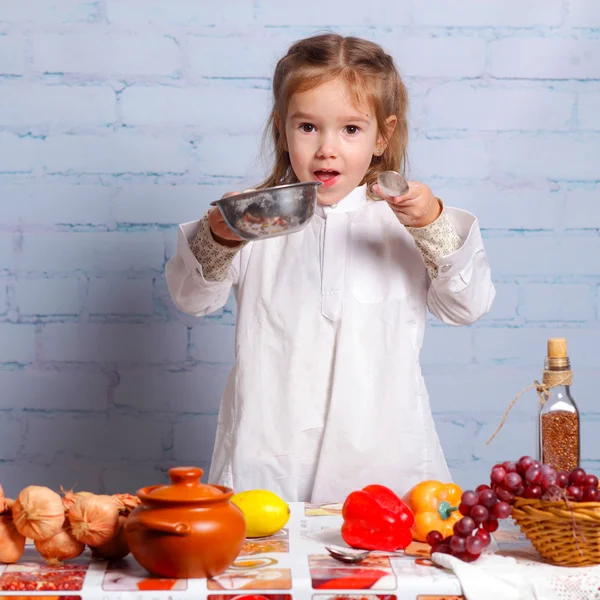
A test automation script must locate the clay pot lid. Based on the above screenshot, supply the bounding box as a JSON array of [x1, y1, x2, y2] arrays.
[[143, 467, 225, 502]]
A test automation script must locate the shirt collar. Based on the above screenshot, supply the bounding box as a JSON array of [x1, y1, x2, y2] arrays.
[[315, 184, 370, 218]]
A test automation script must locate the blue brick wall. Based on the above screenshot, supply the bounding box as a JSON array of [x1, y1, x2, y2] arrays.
[[1, 0, 599, 496]]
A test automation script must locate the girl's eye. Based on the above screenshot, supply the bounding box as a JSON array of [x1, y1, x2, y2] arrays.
[[345, 125, 361, 135], [299, 123, 315, 133]]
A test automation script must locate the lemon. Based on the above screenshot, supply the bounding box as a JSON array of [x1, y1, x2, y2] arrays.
[[231, 489, 290, 538]]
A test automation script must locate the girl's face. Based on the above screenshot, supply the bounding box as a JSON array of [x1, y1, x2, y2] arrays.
[[284, 78, 392, 205]]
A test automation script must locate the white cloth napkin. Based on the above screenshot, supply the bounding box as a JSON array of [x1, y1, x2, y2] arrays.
[[432, 551, 600, 600]]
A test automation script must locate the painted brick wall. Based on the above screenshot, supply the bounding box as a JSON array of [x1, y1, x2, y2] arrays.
[[1, 0, 599, 496]]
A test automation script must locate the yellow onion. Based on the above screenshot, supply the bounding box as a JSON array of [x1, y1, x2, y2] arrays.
[[90, 515, 130, 560], [112, 493, 140, 514], [69, 495, 119, 546], [0, 514, 26, 564], [12, 486, 65, 540], [35, 522, 84, 566]]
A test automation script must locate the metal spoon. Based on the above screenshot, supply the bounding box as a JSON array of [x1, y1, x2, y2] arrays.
[[377, 170, 409, 197], [325, 544, 405, 564]]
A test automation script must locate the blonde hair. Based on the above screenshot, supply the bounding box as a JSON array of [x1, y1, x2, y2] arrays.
[[259, 33, 408, 197]]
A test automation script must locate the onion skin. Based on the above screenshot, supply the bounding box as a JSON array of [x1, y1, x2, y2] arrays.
[[68, 495, 119, 546], [0, 514, 26, 564], [34, 523, 85, 566], [12, 486, 65, 541], [90, 515, 130, 561]]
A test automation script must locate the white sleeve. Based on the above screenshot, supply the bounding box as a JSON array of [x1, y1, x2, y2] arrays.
[[165, 219, 242, 317], [425, 207, 496, 326]]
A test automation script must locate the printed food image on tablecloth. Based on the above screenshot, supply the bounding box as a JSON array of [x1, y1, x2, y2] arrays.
[[102, 557, 187, 591], [0, 597, 82, 600], [208, 568, 292, 591], [402, 540, 431, 559], [312, 594, 396, 600], [416, 595, 465, 599], [308, 555, 396, 590], [208, 595, 292, 600], [0, 550, 88, 592], [305, 503, 343, 516], [240, 529, 290, 555]]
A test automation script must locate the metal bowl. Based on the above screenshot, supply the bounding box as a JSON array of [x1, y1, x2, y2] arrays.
[[210, 181, 322, 241]]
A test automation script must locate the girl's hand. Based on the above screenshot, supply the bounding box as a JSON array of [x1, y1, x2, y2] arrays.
[[373, 181, 441, 228], [207, 192, 244, 247]]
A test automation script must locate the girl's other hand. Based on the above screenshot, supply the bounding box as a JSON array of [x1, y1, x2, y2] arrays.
[[208, 192, 245, 247], [373, 181, 441, 228]]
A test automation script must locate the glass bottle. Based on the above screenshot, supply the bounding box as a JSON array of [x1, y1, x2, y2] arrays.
[[538, 337, 580, 471]]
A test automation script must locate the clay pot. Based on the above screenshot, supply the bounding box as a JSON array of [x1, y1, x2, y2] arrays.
[[125, 466, 246, 579]]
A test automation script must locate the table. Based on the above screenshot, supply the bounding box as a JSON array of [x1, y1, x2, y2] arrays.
[[0, 502, 596, 600]]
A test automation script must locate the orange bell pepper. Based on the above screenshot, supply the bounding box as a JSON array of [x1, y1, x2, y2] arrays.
[[402, 480, 462, 542]]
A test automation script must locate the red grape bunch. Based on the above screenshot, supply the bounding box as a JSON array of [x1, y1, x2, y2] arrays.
[[426, 457, 599, 563]]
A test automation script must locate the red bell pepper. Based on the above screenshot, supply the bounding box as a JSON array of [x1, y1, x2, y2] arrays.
[[341, 484, 414, 551]]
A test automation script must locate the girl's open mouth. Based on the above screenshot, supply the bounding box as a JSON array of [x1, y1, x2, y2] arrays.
[[314, 170, 340, 188]]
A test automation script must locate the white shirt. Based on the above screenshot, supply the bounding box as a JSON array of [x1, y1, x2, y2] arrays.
[[165, 185, 495, 502]]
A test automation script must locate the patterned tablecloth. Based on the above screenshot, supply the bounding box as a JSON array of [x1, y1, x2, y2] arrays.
[[0, 502, 598, 600]]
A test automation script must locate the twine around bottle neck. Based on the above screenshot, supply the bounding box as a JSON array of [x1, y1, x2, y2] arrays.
[[486, 368, 572, 446]]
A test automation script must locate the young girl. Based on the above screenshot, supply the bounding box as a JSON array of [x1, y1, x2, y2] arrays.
[[166, 34, 495, 503]]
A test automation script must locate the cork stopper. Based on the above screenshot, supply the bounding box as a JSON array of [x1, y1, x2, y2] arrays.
[[547, 338, 567, 359]]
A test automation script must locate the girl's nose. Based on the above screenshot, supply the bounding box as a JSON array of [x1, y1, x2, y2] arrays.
[[316, 133, 338, 159]]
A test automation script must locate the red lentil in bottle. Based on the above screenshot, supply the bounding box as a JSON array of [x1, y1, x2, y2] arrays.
[[538, 338, 580, 472]]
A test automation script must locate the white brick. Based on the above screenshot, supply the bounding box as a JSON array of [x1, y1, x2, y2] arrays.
[[489, 39, 600, 79], [0, 323, 36, 363], [114, 364, 228, 413], [197, 133, 263, 178], [172, 414, 218, 464], [493, 135, 600, 180], [410, 138, 491, 179], [0, 35, 26, 75], [107, 0, 254, 26], [579, 93, 600, 130], [426, 84, 573, 131], [0, 1, 99, 23], [581, 415, 600, 464], [381, 36, 486, 78], [0, 185, 113, 226], [41, 323, 187, 363], [188, 34, 294, 79], [87, 277, 154, 315], [257, 0, 410, 25], [0, 463, 102, 497], [424, 365, 534, 413], [421, 327, 472, 365], [25, 415, 163, 461], [414, 0, 563, 26], [0, 417, 25, 460], [0, 369, 108, 410], [120, 86, 270, 133], [436, 186, 559, 230], [15, 277, 82, 315], [190, 324, 235, 364], [20, 232, 164, 273], [520, 284, 591, 322], [485, 236, 600, 276], [0, 85, 115, 127], [564, 190, 600, 229], [0, 133, 42, 173], [482, 282, 518, 321], [566, 0, 600, 27], [0, 282, 7, 313], [0, 234, 13, 270], [114, 184, 233, 224], [33, 34, 180, 76], [473, 327, 599, 368], [41, 134, 190, 174]]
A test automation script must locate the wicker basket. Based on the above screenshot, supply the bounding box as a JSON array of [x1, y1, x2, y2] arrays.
[[511, 496, 600, 566]]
